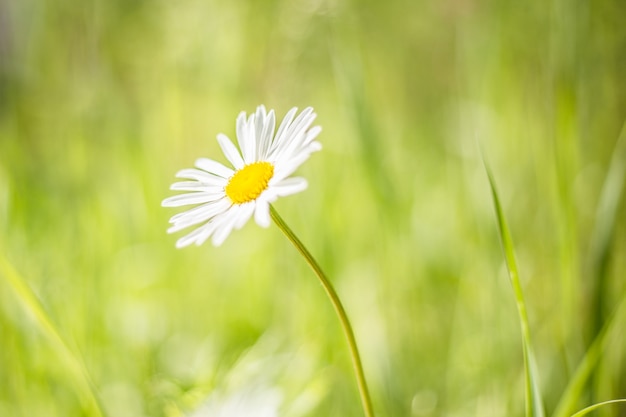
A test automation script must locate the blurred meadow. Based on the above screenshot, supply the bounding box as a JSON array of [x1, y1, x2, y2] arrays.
[[1, 0, 625, 416]]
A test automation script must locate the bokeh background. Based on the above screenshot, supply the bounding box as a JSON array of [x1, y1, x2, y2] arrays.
[[1, 0, 625, 416]]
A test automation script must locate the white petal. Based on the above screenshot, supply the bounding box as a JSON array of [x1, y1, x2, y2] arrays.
[[275, 136, 321, 168], [236, 111, 257, 164], [217, 133, 244, 169], [269, 113, 316, 161], [234, 202, 255, 230], [308, 141, 322, 152], [236, 111, 248, 156], [254, 198, 271, 228], [254, 106, 267, 157], [211, 207, 241, 246], [271, 152, 311, 182], [280, 135, 312, 163], [169, 198, 230, 223], [168, 199, 231, 232], [286, 108, 315, 142], [195, 158, 234, 178], [168, 214, 213, 234], [194, 220, 223, 246], [303, 125, 322, 146], [268, 131, 302, 162], [242, 114, 257, 163], [175, 217, 223, 248], [258, 188, 279, 204], [270, 177, 308, 197], [258, 109, 275, 160], [170, 182, 223, 192], [162, 191, 223, 207], [276, 108, 314, 151], [270, 107, 297, 155], [175, 168, 226, 185]]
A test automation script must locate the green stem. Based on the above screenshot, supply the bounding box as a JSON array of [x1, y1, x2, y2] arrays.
[[270, 205, 376, 417], [570, 399, 626, 417]]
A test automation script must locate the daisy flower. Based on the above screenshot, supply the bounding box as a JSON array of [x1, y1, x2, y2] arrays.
[[162, 105, 322, 248]]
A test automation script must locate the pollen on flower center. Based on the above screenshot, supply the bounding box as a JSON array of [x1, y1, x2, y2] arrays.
[[225, 161, 274, 204]]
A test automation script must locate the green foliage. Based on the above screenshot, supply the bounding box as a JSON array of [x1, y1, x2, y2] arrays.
[[1, 0, 625, 416]]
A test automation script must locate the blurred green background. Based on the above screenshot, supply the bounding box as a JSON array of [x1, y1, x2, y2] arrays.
[[1, 0, 625, 416]]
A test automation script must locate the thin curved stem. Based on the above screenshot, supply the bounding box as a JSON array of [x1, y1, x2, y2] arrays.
[[270, 205, 375, 417], [570, 399, 626, 417]]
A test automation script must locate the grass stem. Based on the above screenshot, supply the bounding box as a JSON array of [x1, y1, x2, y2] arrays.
[[483, 161, 545, 417], [270, 205, 376, 417]]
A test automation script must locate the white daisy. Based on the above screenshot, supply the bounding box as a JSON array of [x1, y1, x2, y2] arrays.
[[162, 105, 322, 248]]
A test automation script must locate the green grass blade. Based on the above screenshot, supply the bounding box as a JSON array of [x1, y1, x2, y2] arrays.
[[553, 122, 626, 417], [586, 120, 626, 349], [0, 253, 105, 417], [552, 298, 626, 417], [484, 161, 545, 417], [569, 399, 626, 417]]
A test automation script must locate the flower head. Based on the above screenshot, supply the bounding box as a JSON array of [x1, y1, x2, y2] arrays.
[[162, 105, 322, 247]]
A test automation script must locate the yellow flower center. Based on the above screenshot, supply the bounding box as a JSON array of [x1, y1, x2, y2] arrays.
[[225, 161, 274, 204]]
